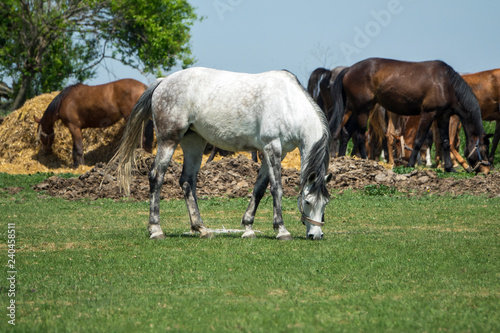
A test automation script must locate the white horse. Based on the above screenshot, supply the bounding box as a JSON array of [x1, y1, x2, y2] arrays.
[[112, 68, 332, 240]]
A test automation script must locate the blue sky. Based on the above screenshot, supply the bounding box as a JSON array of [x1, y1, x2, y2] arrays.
[[93, 0, 500, 86]]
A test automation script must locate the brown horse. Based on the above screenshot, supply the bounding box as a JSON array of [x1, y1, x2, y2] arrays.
[[307, 66, 348, 119], [330, 57, 490, 174], [35, 79, 153, 167], [391, 115, 435, 167], [307, 66, 348, 155], [307, 68, 332, 115], [462, 69, 500, 164], [367, 108, 433, 166]]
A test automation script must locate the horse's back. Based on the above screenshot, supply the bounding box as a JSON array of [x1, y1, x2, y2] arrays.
[[110, 79, 147, 116], [347, 58, 449, 87], [159, 67, 309, 117], [153, 68, 319, 152], [462, 69, 500, 120], [344, 58, 458, 114], [59, 79, 146, 127]]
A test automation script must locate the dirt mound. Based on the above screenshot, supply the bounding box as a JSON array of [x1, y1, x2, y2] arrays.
[[329, 156, 500, 196], [32, 154, 500, 201], [32, 152, 300, 201], [5, 94, 500, 200]]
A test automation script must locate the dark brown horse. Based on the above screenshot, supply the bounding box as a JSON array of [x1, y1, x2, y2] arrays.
[[330, 57, 490, 174], [307, 67, 348, 118], [307, 68, 332, 114], [462, 69, 500, 164], [35, 79, 153, 167], [307, 66, 348, 155]]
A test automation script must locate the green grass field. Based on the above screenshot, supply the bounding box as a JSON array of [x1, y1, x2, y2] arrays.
[[0, 173, 499, 332]]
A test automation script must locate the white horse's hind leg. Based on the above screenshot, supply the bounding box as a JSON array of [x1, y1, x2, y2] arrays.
[[148, 141, 177, 239], [179, 133, 213, 238], [263, 140, 292, 241], [179, 133, 205, 199], [182, 182, 213, 238]]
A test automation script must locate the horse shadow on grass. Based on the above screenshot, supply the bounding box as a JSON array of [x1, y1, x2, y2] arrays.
[[160, 231, 309, 241]]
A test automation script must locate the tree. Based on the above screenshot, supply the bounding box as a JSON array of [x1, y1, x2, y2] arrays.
[[0, 0, 199, 111]]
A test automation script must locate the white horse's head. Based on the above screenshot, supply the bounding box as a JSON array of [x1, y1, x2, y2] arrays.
[[298, 172, 333, 240]]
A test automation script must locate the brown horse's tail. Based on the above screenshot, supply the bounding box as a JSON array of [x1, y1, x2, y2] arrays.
[[328, 67, 349, 144], [368, 105, 387, 149], [110, 79, 163, 195]]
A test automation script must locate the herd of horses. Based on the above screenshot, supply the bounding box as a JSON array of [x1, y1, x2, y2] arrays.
[[34, 57, 498, 240], [308, 59, 499, 174]]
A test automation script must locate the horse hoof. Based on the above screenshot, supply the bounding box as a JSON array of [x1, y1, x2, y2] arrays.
[[200, 230, 214, 239], [149, 231, 165, 239], [241, 230, 256, 239], [277, 232, 293, 241]]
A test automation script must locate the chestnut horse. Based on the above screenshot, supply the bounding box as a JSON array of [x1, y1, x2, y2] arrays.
[[462, 69, 500, 164], [35, 79, 153, 167], [391, 114, 434, 167], [368, 108, 433, 166], [428, 69, 500, 169], [330, 58, 490, 174]]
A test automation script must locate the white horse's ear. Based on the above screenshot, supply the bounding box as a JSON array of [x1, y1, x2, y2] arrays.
[[307, 172, 317, 185], [325, 173, 333, 183]]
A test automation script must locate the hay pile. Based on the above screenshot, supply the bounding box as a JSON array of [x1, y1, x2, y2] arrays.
[[0, 92, 303, 175]]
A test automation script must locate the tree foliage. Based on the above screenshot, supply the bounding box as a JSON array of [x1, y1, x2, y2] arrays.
[[0, 0, 199, 111]]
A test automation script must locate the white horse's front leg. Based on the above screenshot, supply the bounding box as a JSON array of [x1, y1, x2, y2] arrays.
[[264, 141, 293, 241], [241, 162, 270, 239], [276, 225, 292, 241]]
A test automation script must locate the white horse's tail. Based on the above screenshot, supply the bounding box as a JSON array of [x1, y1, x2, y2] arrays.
[[111, 79, 163, 195]]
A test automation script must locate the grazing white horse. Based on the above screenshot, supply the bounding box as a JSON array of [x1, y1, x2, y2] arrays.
[[112, 67, 332, 240]]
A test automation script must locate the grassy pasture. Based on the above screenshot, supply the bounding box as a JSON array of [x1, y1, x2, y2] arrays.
[[0, 173, 499, 332]]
